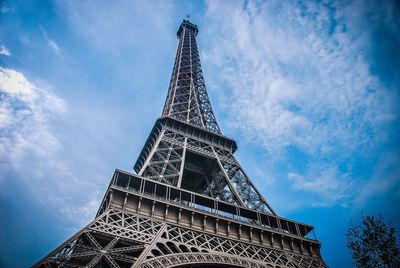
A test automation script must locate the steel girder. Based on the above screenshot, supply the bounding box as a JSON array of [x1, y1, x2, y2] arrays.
[[33, 209, 161, 268], [138, 128, 276, 215], [34, 208, 326, 268]]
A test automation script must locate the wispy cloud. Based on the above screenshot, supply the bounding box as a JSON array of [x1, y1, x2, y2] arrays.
[[203, 1, 399, 208], [0, 67, 103, 227], [0, 45, 11, 56], [40, 28, 62, 57], [0, 5, 12, 14], [0, 67, 66, 171], [288, 167, 354, 207], [0, 1, 178, 230], [47, 39, 61, 57]]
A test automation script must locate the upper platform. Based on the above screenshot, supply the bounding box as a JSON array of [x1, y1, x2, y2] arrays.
[[177, 19, 198, 38], [134, 116, 237, 174]]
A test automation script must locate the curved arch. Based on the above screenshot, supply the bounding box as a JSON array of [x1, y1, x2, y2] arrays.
[[138, 252, 275, 268], [156, 242, 171, 255], [179, 244, 190, 253], [174, 265, 244, 268], [151, 249, 162, 257], [190, 247, 199, 252], [166, 242, 180, 253]]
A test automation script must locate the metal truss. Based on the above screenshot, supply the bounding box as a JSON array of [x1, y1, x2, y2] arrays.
[[33, 209, 163, 268], [138, 253, 270, 268], [141, 131, 184, 186], [35, 208, 326, 268], [162, 19, 221, 134], [139, 128, 276, 215], [219, 159, 274, 213], [160, 225, 326, 268]]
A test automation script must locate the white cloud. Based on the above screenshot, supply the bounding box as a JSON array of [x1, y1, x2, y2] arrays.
[[47, 39, 61, 57], [203, 1, 398, 207], [0, 68, 103, 226], [40, 28, 62, 57], [0, 1, 178, 230], [0, 45, 11, 56], [205, 1, 393, 154], [60, 197, 100, 227], [288, 166, 354, 207], [0, 68, 37, 102], [0, 67, 66, 170]]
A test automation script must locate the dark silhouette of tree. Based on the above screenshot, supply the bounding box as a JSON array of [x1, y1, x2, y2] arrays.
[[347, 213, 400, 268]]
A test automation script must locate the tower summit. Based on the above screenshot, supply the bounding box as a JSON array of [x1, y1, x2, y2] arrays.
[[163, 18, 219, 133], [34, 19, 327, 268]]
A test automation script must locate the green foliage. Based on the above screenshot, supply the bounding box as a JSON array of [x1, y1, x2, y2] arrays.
[[347, 213, 400, 268]]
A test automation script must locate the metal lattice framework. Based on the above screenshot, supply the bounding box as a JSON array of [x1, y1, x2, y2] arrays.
[[161, 225, 325, 267], [34, 208, 326, 268], [138, 253, 269, 268], [162, 19, 221, 134], [34, 209, 160, 268], [138, 128, 276, 214], [34, 18, 327, 268]]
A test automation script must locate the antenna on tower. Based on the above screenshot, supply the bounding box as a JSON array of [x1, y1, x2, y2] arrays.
[[184, 14, 190, 21]]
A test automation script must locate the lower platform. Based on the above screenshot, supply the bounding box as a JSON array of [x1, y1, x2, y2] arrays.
[[33, 206, 327, 268]]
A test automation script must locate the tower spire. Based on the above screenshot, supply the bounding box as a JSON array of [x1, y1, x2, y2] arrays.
[[136, 19, 276, 215], [162, 19, 221, 134]]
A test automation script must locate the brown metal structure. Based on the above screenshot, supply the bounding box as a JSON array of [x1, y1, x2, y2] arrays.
[[33, 18, 327, 268]]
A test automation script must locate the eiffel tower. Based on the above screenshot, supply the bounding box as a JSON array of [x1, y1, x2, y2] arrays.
[[34, 18, 327, 268]]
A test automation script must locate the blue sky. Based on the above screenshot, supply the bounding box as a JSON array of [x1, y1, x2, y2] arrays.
[[0, 0, 399, 267]]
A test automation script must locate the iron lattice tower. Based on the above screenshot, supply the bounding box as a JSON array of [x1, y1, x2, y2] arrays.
[[34, 19, 327, 268]]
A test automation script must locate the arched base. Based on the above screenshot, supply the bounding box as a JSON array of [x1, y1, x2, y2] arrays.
[[138, 252, 276, 268], [175, 265, 243, 268]]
